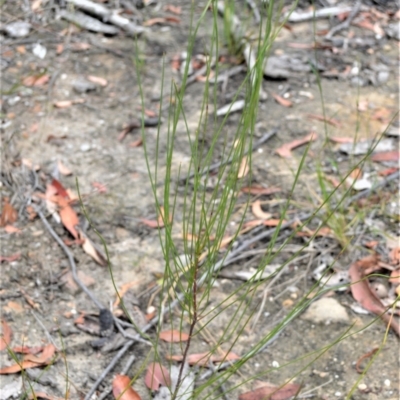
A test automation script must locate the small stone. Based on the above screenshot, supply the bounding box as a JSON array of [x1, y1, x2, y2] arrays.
[[4, 21, 31, 38], [32, 43, 47, 59], [80, 143, 91, 152], [272, 360, 279, 368], [72, 77, 97, 94], [358, 383, 367, 391], [384, 379, 391, 387], [302, 297, 350, 324], [377, 71, 389, 84]]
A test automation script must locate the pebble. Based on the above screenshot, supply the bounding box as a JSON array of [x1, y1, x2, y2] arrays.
[[302, 297, 350, 324], [72, 77, 97, 94], [80, 143, 91, 152], [358, 383, 367, 391], [4, 21, 31, 38]]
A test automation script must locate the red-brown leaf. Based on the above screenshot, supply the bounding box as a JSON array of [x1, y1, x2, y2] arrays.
[[0, 344, 56, 374], [239, 382, 301, 400], [12, 346, 44, 355], [87, 75, 108, 87], [0, 319, 12, 351], [159, 330, 190, 343], [164, 4, 181, 14], [144, 363, 171, 390], [50, 179, 70, 199], [166, 351, 240, 367], [27, 392, 64, 400], [271, 93, 293, 107], [0, 253, 21, 263], [4, 225, 22, 234], [112, 375, 141, 400], [275, 132, 317, 158], [307, 114, 341, 127], [55, 197, 79, 239], [349, 257, 400, 336], [371, 150, 400, 162], [0, 200, 18, 227], [241, 186, 281, 196]]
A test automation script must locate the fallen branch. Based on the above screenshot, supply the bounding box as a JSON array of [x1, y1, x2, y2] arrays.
[[325, 0, 362, 39], [64, 0, 145, 35], [181, 129, 277, 183]]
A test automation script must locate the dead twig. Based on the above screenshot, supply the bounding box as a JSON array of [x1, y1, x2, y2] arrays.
[[181, 129, 277, 184], [245, 0, 261, 24], [36, 206, 104, 310], [84, 297, 182, 400], [64, 0, 145, 35], [31, 310, 60, 351], [325, 0, 362, 39]]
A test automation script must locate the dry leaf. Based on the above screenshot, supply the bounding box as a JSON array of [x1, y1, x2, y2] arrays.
[[12, 346, 44, 355], [92, 182, 107, 193], [251, 200, 272, 220], [81, 236, 107, 266], [307, 114, 341, 127], [164, 4, 181, 14], [4, 225, 22, 234], [56, 44, 64, 55], [349, 256, 400, 336], [0, 320, 12, 351], [113, 280, 141, 308], [57, 160, 72, 176], [159, 330, 190, 343], [112, 375, 141, 400], [55, 197, 79, 239], [23, 75, 49, 87], [70, 42, 91, 51], [53, 99, 85, 108], [371, 150, 399, 162], [329, 136, 354, 144], [0, 253, 20, 263], [238, 156, 250, 178], [241, 186, 281, 196], [167, 351, 240, 367], [33, 75, 50, 87], [0, 199, 17, 227], [263, 219, 286, 227], [16, 45, 26, 54], [54, 100, 73, 108], [128, 138, 143, 148], [5, 301, 24, 313], [239, 382, 301, 400], [140, 219, 159, 228], [378, 167, 399, 176], [271, 93, 293, 107], [143, 18, 168, 26], [144, 363, 171, 391], [0, 344, 56, 374], [28, 392, 65, 400], [275, 132, 317, 158], [87, 75, 108, 87], [31, 0, 42, 11], [21, 158, 40, 171]]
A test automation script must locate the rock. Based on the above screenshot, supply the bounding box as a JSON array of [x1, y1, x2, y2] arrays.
[[72, 77, 97, 93], [4, 21, 31, 38], [302, 297, 350, 324]]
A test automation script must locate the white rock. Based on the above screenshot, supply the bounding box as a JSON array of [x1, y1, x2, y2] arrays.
[[302, 297, 350, 324]]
